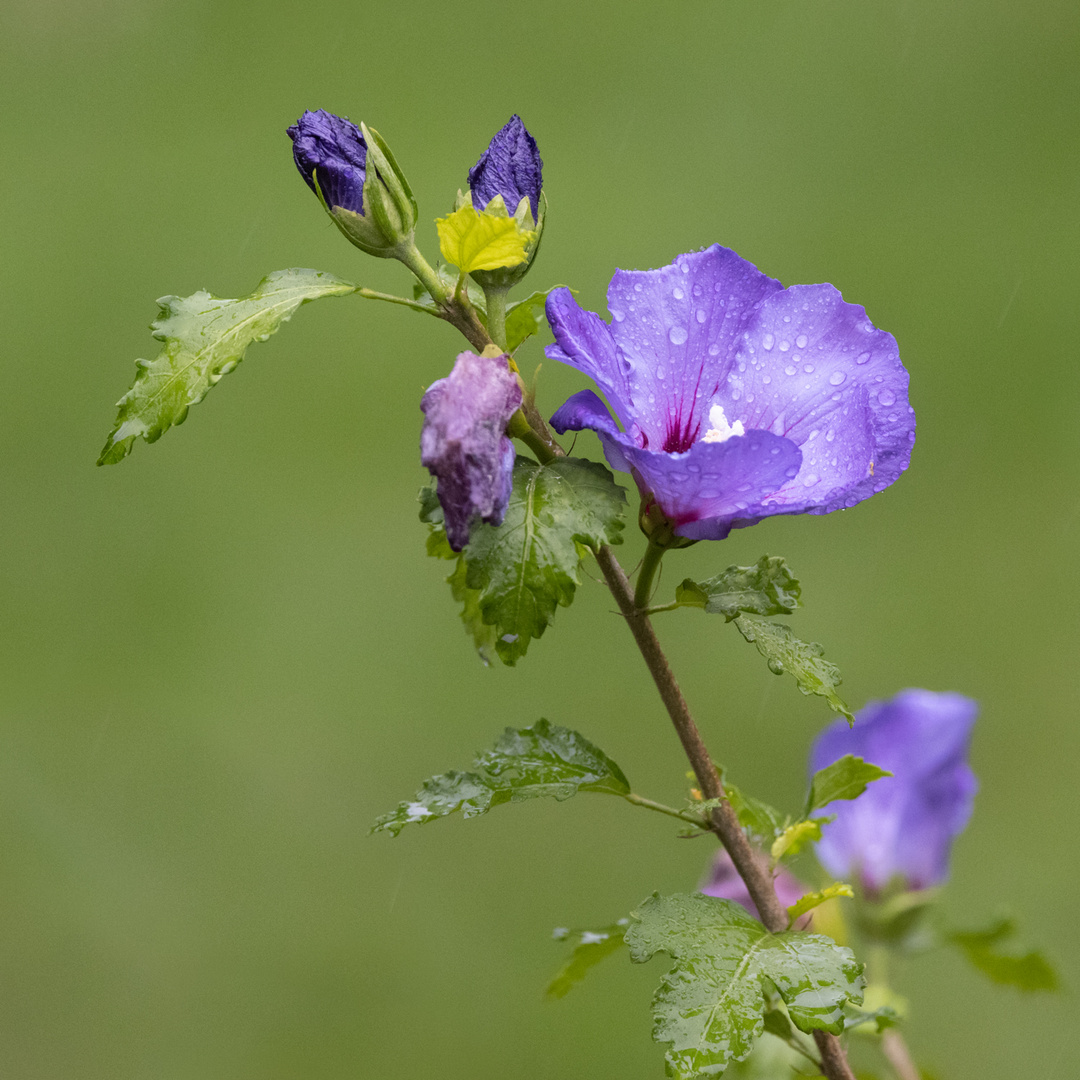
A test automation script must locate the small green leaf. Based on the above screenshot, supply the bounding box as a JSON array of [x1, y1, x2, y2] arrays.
[[725, 782, 786, 844], [786, 883, 854, 925], [436, 204, 536, 273], [98, 268, 358, 464], [807, 755, 892, 815], [372, 719, 631, 837], [547, 921, 628, 998], [948, 917, 1059, 992], [733, 614, 853, 722], [463, 457, 626, 664], [843, 1003, 900, 1034], [676, 556, 801, 620], [770, 818, 831, 862], [626, 893, 864, 1080], [503, 287, 570, 352]]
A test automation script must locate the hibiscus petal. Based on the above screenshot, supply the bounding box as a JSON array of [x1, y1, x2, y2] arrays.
[[811, 690, 978, 892], [604, 245, 782, 450], [727, 283, 913, 523], [620, 430, 802, 541]]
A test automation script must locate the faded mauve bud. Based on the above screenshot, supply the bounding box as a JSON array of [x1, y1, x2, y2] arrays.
[[420, 352, 523, 551]]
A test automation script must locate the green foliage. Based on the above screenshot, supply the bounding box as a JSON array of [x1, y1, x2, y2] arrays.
[[504, 288, 567, 352], [770, 818, 831, 862], [547, 922, 628, 998], [462, 457, 626, 664], [98, 269, 357, 464], [786, 884, 854, 926], [724, 782, 785, 846], [625, 893, 864, 1080], [412, 264, 488, 314], [807, 755, 892, 815], [675, 556, 801, 620], [948, 917, 1059, 992], [371, 719, 630, 837], [733, 615, 853, 722], [843, 1003, 900, 1034]]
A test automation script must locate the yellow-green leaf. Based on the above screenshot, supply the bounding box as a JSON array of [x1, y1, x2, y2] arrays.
[[770, 817, 827, 861], [436, 204, 535, 274], [787, 883, 854, 925]]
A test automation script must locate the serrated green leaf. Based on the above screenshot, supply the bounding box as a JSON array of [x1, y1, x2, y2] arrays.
[[464, 457, 626, 664], [676, 556, 801, 620], [733, 615, 853, 722], [98, 268, 358, 464], [786, 884, 854, 925], [948, 917, 1059, 992], [807, 755, 892, 815], [626, 893, 864, 1080], [436, 204, 536, 273], [725, 781, 786, 844], [371, 719, 631, 837], [547, 921, 628, 998], [770, 818, 831, 862]]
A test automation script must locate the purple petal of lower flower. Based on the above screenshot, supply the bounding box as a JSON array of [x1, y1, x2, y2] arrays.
[[811, 689, 978, 893], [287, 109, 367, 215], [420, 352, 522, 551], [702, 850, 810, 926]]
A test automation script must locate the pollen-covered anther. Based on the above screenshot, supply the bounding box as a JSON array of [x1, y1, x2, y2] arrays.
[[700, 405, 745, 444]]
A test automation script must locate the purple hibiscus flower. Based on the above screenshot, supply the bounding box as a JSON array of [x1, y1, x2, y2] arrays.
[[421, 351, 523, 551], [811, 689, 978, 894], [468, 115, 543, 221], [287, 109, 367, 215], [546, 245, 914, 541], [702, 850, 812, 928]]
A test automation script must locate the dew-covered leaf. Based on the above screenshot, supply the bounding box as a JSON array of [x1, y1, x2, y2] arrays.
[[807, 755, 891, 815], [734, 615, 852, 722], [676, 556, 801, 620], [98, 268, 358, 464], [948, 917, 1059, 992], [547, 921, 628, 998], [463, 457, 626, 664], [626, 893, 864, 1080], [372, 719, 630, 836]]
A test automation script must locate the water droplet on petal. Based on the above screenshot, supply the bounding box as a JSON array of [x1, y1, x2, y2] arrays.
[[768, 659, 785, 675], [856, 351, 871, 365], [611, 309, 625, 322], [762, 374, 771, 384], [778, 340, 790, 352], [802, 473, 819, 487], [656, 366, 666, 380], [784, 365, 796, 376], [673, 287, 684, 300], [762, 333, 774, 350], [708, 343, 721, 356], [825, 429, 835, 442], [803, 364, 815, 373], [696, 309, 707, 324], [829, 371, 846, 386], [619, 356, 635, 376], [796, 334, 808, 348], [877, 388, 896, 406], [669, 326, 688, 346], [784, 466, 799, 478]]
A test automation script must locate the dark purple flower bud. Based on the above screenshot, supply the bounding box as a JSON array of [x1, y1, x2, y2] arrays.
[[810, 689, 978, 894], [287, 110, 417, 258], [287, 109, 368, 215], [702, 850, 811, 928], [546, 245, 914, 541], [421, 351, 523, 551], [468, 115, 544, 221]]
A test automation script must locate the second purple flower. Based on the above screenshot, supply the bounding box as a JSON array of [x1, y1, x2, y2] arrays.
[[546, 245, 914, 541]]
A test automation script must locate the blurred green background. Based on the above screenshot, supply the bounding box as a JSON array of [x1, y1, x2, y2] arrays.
[[0, 0, 1076, 1076]]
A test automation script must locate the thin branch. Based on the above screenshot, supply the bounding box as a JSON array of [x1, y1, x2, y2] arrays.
[[881, 1029, 921, 1080]]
